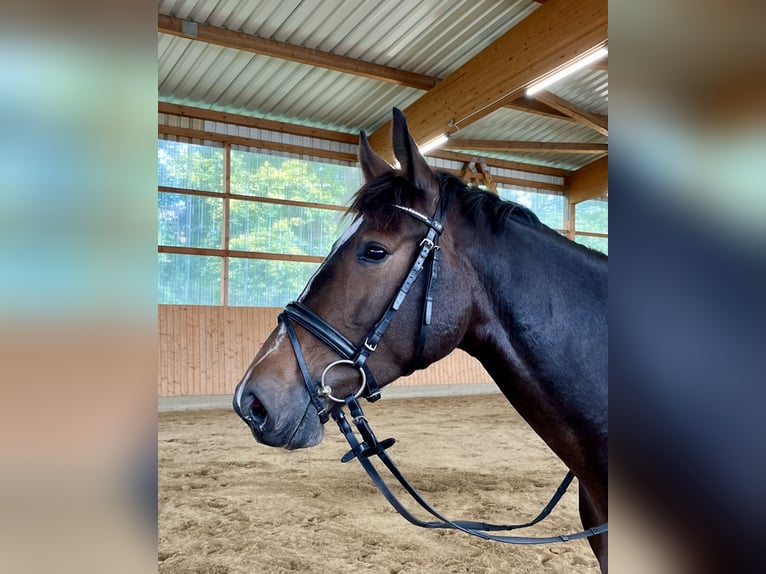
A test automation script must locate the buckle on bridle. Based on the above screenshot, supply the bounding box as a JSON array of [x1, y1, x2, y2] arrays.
[[419, 237, 438, 250], [363, 338, 378, 352]]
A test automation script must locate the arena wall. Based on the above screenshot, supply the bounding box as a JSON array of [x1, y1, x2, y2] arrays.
[[158, 305, 492, 397]]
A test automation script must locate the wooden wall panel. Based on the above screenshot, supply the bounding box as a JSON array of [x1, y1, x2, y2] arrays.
[[158, 305, 492, 397]]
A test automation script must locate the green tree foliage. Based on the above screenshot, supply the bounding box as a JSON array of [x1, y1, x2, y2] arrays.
[[230, 150, 355, 206], [575, 199, 608, 234], [158, 140, 223, 192], [158, 141, 357, 306], [158, 193, 222, 248], [575, 199, 608, 254], [228, 258, 318, 307], [157, 141, 607, 304], [158, 253, 221, 305], [574, 235, 608, 255], [227, 150, 356, 305], [498, 187, 566, 230]]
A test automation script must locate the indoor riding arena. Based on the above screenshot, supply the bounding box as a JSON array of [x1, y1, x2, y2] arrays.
[[158, 1, 608, 573]]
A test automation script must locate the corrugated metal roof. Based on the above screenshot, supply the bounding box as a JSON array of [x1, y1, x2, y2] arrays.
[[550, 68, 609, 116], [457, 107, 606, 144], [450, 107, 607, 170], [158, 34, 424, 133], [158, 0, 607, 173], [159, 0, 538, 77]]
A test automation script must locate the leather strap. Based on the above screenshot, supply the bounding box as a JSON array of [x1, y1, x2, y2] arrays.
[[333, 397, 608, 544], [353, 225, 440, 373], [282, 317, 329, 423], [280, 199, 446, 404], [282, 302, 382, 402], [412, 239, 440, 371], [282, 302, 356, 359]]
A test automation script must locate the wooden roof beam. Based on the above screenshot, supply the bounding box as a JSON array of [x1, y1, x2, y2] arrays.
[[428, 149, 569, 177], [503, 96, 577, 122], [442, 139, 608, 154], [566, 156, 608, 203], [367, 0, 607, 161], [532, 90, 608, 136], [158, 102, 572, 178], [158, 13, 440, 91]]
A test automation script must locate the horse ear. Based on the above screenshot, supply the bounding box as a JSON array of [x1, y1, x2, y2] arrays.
[[358, 131, 392, 183], [391, 108, 440, 207]]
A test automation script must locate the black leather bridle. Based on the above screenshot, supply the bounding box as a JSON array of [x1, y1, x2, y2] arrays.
[[279, 200, 446, 423], [277, 196, 608, 545]]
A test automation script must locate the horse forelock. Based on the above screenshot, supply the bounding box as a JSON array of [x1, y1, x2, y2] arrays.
[[347, 172, 428, 232]]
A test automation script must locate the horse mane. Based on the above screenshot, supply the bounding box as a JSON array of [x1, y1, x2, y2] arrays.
[[447, 174, 543, 231], [347, 170, 544, 233]]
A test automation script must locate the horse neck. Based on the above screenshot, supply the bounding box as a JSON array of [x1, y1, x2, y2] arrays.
[[459, 219, 608, 477]]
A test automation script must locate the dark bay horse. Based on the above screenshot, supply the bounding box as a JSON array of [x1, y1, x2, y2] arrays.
[[233, 109, 608, 572]]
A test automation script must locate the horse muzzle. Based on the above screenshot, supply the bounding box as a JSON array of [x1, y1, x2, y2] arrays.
[[233, 379, 323, 449]]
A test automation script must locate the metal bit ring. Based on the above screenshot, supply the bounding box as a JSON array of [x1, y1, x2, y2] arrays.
[[319, 359, 367, 403]]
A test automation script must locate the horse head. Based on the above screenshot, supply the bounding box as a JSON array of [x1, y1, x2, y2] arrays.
[[233, 109, 473, 448]]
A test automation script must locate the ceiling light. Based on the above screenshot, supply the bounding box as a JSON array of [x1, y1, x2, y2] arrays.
[[418, 134, 449, 154], [526, 46, 608, 96]]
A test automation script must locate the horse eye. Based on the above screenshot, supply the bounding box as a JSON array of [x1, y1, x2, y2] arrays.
[[361, 244, 388, 262]]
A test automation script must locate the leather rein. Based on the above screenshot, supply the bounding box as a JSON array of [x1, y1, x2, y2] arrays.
[[278, 198, 608, 545]]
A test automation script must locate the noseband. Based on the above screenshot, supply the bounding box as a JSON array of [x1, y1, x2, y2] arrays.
[[279, 200, 446, 423]]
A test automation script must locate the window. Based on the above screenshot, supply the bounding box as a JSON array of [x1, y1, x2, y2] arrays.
[[158, 137, 607, 305], [158, 253, 221, 305], [227, 259, 319, 307], [228, 200, 344, 257], [158, 193, 222, 249], [158, 140, 359, 306], [231, 150, 356, 205], [158, 140, 223, 192], [497, 187, 565, 231], [574, 235, 608, 254], [575, 199, 608, 254]]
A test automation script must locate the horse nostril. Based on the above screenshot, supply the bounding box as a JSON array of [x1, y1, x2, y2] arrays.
[[250, 397, 268, 428], [241, 392, 269, 432], [234, 384, 270, 432]]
